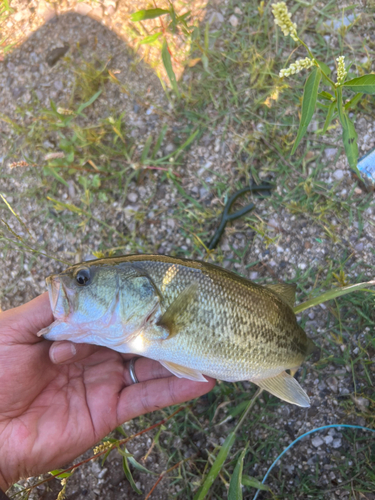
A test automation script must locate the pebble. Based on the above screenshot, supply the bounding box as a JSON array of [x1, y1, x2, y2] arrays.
[[323, 435, 333, 445], [208, 11, 224, 24], [333, 169, 344, 181], [353, 396, 369, 410], [355, 242, 364, 251], [128, 192, 138, 203], [354, 187, 362, 194], [332, 438, 342, 449], [250, 272, 258, 280], [325, 148, 338, 160], [229, 15, 239, 27], [312, 436, 324, 448], [326, 376, 338, 393]]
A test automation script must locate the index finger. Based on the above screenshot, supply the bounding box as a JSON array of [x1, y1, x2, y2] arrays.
[[0, 292, 53, 344]]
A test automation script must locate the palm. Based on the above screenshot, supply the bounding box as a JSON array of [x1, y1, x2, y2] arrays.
[[0, 294, 215, 490]]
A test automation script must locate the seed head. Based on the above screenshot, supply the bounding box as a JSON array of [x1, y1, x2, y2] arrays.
[[57, 107, 74, 115], [272, 2, 299, 42], [335, 56, 347, 86], [279, 57, 314, 78]]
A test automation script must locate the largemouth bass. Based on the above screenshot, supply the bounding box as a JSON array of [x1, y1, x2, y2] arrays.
[[38, 254, 316, 407]]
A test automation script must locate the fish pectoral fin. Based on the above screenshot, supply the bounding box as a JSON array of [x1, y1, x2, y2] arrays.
[[253, 371, 310, 407], [160, 360, 207, 382], [265, 283, 296, 308], [157, 282, 198, 339]]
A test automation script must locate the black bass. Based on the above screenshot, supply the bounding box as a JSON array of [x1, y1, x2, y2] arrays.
[[38, 255, 316, 406]]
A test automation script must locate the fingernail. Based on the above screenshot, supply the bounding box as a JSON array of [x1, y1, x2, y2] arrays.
[[50, 342, 77, 364]]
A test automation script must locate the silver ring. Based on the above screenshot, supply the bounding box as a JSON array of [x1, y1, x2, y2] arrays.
[[129, 357, 140, 384]]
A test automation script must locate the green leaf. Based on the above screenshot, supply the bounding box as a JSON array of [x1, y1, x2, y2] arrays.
[[161, 40, 180, 99], [128, 456, 157, 475], [293, 279, 375, 315], [341, 113, 359, 175], [241, 475, 270, 491], [131, 8, 169, 22], [291, 68, 321, 154], [122, 457, 142, 495], [344, 92, 363, 110], [49, 469, 74, 479], [343, 74, 375, 94], [318, 91, 334, 101], [139, 32, 162, 45], [321, 101, 336, 134], [228, 449, 246, 500], [193, 432, 236, 500], [76, 90, 102, 115]]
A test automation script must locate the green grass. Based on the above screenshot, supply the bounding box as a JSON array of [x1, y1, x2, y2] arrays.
[[1, 0, 375, 498]]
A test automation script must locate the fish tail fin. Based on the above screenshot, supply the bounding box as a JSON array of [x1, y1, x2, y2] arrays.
[[253, 371, 310, 407]]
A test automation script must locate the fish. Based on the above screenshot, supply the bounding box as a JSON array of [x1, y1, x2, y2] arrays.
[[38, 254, 316, 407]]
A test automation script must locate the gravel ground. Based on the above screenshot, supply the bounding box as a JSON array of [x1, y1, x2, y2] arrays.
[[1, 1, 375, 499]]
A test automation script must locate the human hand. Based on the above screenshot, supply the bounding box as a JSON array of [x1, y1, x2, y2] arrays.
[[0, 293, 215, 491]]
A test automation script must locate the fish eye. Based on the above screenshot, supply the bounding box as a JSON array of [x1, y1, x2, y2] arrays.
[[75, 267, 91, 286]]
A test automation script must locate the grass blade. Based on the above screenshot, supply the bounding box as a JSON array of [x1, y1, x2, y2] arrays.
[[294, 280, 375, 314], [76, 90, 102, 115], [141, 135, 153, 163], [193, 432, 236, 500], [291, 67, 321, 154], [161, 40, 180, 99], [228, 448, 246, 500], [0, 194, 32, 237]]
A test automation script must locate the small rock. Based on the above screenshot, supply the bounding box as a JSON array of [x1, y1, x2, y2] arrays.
[[167, 218, 175, 229], [326, 376, 338, 393], [353, 396, 369, 411], [312, 436, 324, 448], [332, 438, 342, 449], [208, 11, 224, 24], [250, 272, 258, 280], [45, 43, 69, 67], [164, 143, 175, 154], [127, 192, 138, 203], [229, 15, 239, 27], [325, 148, 338, 159], [11, 86, 26, 99], [354, 187, 362, 194], [355, 242, 364, 251], [54, 80, 63, 91], [323, 435, 333, 445], [333, 169, 344, 181], [234, 7, 242, 14]]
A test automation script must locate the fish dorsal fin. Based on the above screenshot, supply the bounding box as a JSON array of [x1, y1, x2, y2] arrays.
[[160, 360, 207, 382], [253, 371, 310, 407], [157, 282, 198, 339], [265, 283, 297, 308]]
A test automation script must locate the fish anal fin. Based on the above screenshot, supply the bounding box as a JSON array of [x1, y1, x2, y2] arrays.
[[265, 283, 296, 308], [253, 371, 310, 407], [160, 360, 207, 382], [157, 282, 198, 339]]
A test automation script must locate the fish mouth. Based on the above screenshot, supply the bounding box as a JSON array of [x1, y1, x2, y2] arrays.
[[46, 275, 66, 318]]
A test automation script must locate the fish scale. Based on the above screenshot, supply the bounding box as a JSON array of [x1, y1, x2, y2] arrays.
[[39, 254, 316, 407]]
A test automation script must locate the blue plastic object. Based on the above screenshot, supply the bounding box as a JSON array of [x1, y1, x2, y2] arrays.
[[357, 146, 375, 185]]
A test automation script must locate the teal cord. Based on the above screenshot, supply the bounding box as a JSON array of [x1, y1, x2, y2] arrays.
[[252, 424, 375, 500]]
